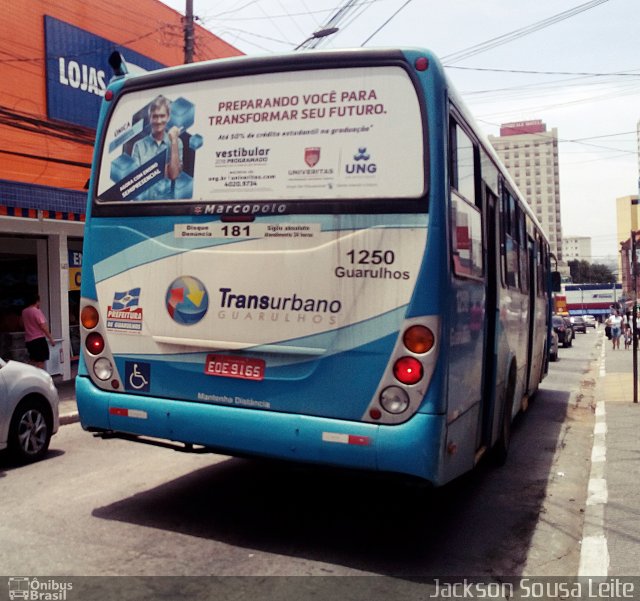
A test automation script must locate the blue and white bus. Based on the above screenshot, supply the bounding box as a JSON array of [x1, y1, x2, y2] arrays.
[[77, 48, 553, 486]]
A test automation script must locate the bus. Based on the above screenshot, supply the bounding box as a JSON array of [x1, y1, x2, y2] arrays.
[[563, 283, 621, 320], [77, 48, 553, 486]]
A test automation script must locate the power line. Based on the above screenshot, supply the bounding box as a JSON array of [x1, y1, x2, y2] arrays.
[[568, 131, 636, 142], [296, 0, 362, 50], [360, 0, 414, 46], [0, 149, 91, 169], [442, 0, 612, 65], [449, 65, 640, 78], [0, 106, 95, 145], [207, 0, 380, 21]]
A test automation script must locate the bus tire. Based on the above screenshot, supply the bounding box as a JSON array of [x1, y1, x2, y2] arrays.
[[493, 366, 516, 466]]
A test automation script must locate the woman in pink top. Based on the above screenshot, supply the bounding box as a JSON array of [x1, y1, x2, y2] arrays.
[[22, 294, 55, 369]]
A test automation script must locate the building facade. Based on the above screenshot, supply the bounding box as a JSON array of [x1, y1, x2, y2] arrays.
[[489, 120, 563, 263], [615, 195, 640, 278], [620, 235, 636, 301], [0, 0, 240, 378], [616, 195, 640, 248], [563, 235, 592, 264]]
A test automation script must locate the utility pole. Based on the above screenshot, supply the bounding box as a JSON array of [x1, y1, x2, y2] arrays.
[[184, 0, 194, 64], [633, 230, 638, 403]]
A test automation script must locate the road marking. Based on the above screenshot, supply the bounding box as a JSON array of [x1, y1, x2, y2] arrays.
[[580, 534, 609, 576], [578, 335, 609, 576], [587, 477, 608, 505]]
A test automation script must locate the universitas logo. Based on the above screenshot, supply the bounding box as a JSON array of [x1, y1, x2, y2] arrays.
[[165, 276, 209, 325]]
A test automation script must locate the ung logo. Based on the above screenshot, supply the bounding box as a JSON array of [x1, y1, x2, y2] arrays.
[[353, 148, 370, 161], [345, 148, 377, 175]]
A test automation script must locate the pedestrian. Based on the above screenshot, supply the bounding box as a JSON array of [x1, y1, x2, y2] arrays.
[[22, 293, 55, 369], [606, 311, 622, 350]]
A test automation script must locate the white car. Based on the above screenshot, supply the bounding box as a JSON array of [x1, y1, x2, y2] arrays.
[[0, 359, 59, 463], [583, 315, 597, 328]]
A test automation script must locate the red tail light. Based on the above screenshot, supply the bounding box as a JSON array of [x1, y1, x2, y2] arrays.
[[86, 332, 105, 355], [393, 356, 423, 385]]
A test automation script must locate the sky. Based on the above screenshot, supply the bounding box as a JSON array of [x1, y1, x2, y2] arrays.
[[160, 0, 640, 264]]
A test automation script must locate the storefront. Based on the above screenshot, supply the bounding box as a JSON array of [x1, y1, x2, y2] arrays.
[[0, 181, 85, 379]]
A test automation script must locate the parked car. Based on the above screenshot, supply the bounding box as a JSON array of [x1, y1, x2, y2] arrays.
[[0, 359, 59, 463], [552, 315, 573, 348], [583, 315, 597, 328], [570, 315, 587, 334], [549, 329, 559, 362]]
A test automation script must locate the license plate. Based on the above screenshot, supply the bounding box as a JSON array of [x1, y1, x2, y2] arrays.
[[204, 354, 265, 381]]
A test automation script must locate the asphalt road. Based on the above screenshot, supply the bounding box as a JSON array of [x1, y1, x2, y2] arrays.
[[0, 332, 598, 580]]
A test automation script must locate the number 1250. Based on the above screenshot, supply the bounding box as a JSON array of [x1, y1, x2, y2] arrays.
[[346, 250, 396, 264]]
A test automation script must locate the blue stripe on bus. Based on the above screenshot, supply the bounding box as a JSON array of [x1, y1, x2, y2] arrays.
[[91, 215, 428, 283]]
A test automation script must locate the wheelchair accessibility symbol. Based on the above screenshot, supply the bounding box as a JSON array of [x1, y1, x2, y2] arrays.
[[125, 361, 151, 392]]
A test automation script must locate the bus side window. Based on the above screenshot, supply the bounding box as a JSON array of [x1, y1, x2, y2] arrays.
[[499, 184, 508, 287], [449, 119, 476, 205], [500, 186, 519, 289], [519, 211, 530, 294], [480, 149, 499, 198], [449, 116, 482, 279], [523, 236, 533, 294], [536, 235, 545, 297], [451, 192, 483, 278]]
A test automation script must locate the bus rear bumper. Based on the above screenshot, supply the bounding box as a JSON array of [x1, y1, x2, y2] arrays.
[[76, 376, 445, 483]]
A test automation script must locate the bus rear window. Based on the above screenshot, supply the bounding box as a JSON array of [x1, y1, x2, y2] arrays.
[[96, 66, 426, 205]]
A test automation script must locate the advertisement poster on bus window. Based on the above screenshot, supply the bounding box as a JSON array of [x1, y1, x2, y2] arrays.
[[96, 66, 425, 203]]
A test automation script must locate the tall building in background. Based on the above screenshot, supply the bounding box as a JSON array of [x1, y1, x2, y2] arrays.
[[489, 120, 563, 263], [563, 236, 592, 264]]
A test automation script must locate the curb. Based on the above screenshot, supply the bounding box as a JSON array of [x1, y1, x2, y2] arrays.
[[59, 412, 79, 426]]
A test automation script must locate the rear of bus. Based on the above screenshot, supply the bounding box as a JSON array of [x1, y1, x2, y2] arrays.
[[77, 49, 449, 483]]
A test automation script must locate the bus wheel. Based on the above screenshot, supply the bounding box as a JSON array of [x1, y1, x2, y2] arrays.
[[493, 367, 516, 466]]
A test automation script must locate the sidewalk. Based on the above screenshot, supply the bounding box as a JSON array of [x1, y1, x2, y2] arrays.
[[588, 333, 640, 576], [52, 374, 79, 425]]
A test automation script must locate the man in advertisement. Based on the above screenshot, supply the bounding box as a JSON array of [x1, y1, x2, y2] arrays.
[[131, 95, 183, 200]]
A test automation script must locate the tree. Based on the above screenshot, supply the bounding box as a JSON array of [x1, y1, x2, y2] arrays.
[[589, 263, 616, 283], [568, 259, 614, 283]]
